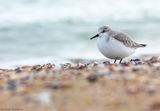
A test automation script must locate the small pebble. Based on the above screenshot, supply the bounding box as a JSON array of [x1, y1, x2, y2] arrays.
[[150, 56, 160, 63], [61, 63, 71, 69], [86, 74, 98, 82], [31, 65, 42, 71], [46, 81, 62, 89], [70, 64, 78, 69], [78, 63, 86, 69], [130, 59, 141, 62], [15, 67, 23, 73], [130, 59, 144, 65], [103, 61, 110, 65], [93, 62, 98, 66]]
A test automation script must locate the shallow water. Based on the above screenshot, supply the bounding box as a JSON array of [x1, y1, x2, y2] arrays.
[[0, 0, 160, 67]]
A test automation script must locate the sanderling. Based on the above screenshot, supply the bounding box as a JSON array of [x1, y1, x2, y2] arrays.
[[90, 26, 146, 63]]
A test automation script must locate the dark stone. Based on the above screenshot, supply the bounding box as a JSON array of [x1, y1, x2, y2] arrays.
[[132, 68, 139, 72], [130, 59, 141, 62], [86, 74, 98, 83], [130, 59, 144, 65], [46, 81, 62, 89], [31, 65, 42, 71], [15, 67, 23, 73], [103, 61, 110, 65]]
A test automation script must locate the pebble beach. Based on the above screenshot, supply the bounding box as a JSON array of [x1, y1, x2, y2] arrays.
[[0, 56, 160, 111]]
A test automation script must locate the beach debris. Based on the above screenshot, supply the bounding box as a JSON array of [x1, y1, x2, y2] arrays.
[[149, 56, 160, 63], [130, 59, 143, 65], [103, 61, 110, 65], [86, 74, 98, 82], [93, 61, 99, 66], [69, 63, 77, 69], [15, 67, 23, 73], [46, 81, 63, 89], [31, 65, 42, 71], [61, 63, 71, 69], [77, 63, 86, 69], [130, 58, 141, 62], [130, 59, 141, 62], [43, 63, 55, 69], [46, 63, 54, 69]]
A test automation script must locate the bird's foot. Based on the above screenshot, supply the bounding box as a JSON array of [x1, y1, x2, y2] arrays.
[[119, 59, 123, 64]]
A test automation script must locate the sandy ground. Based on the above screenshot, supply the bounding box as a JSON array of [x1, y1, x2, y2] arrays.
[[0, 56, 160, 111]]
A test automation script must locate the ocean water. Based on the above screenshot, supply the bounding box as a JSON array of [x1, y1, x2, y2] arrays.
[[0, 0, 160, 68]]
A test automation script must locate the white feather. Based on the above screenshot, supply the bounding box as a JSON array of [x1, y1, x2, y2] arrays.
[[97, 34, 135, 59]]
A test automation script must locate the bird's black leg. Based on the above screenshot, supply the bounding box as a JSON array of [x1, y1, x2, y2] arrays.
[[119, 59, 123, 64], [114, 59, 117, 63]]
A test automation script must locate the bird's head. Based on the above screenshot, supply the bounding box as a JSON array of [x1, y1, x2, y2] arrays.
[[90, 26, 111, 40]]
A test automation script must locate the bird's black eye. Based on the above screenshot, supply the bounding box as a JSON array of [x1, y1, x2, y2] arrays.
[[102, 30, 105, 33]]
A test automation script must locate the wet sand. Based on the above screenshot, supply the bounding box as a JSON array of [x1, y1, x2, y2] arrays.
[[0, 56, 160, 111]]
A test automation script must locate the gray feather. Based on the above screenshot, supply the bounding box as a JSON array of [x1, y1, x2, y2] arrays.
[[111, 32, 147, 48]]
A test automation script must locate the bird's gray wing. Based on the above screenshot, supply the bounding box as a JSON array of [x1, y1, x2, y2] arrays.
[[112, 32, 146, 48]]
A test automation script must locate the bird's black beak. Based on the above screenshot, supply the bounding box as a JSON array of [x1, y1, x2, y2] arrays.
[[90, 34, 99, 40]]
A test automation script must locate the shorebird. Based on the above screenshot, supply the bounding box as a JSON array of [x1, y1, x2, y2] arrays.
[[90, 26, 146, 63]]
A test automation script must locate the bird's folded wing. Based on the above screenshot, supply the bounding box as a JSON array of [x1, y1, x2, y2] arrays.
[[112, 32, 144, 48]]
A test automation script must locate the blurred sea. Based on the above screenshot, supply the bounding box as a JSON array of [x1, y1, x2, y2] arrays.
[[0, 0, 160, 68]]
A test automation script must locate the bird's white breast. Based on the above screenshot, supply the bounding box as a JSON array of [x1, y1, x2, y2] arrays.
[[97, 35, 135, 59]]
